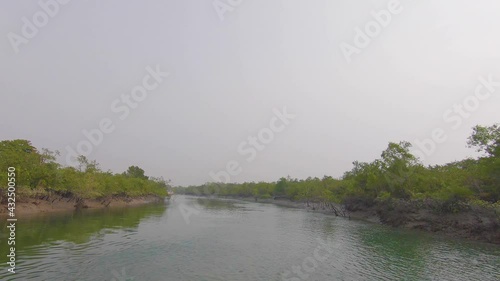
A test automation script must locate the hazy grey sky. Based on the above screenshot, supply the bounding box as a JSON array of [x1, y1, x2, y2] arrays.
[[1, 0, 499, 186]]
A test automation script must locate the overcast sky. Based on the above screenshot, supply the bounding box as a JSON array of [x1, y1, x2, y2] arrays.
[[1, 0, 499, 186]]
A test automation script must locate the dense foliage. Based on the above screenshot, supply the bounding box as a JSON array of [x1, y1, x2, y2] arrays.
[[176, 124, 500, 211], [0, 140, 169, 199]]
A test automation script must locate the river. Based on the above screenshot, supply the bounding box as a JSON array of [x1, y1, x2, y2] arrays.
[[1, 195, 499, 280]]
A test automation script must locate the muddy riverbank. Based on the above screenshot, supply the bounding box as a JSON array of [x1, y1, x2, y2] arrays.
[[0, 193, 165, 216]]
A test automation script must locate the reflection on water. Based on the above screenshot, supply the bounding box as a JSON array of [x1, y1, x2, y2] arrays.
[[0, 196, 499, 281], [2, 203, 166, 249], [195, 197, 244, 211], [0, 203, 166, 280]]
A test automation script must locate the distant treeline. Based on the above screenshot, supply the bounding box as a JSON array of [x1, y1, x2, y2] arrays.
[[0, 140, 169, 199], [175, 124, 500, 212]]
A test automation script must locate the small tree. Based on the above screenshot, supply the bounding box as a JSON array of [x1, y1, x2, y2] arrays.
[[467, 124, 500, 202], [274, 177, 287, 196], [123, 166, 148, 180], [467, 124, 500, 157], [76, 155, 100, 173]]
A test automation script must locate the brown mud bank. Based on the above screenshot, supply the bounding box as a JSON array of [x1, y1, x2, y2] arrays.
[[343, 198, 500, 245], [0, 193, 165, 216]]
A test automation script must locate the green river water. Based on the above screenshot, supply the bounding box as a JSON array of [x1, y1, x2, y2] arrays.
[[1, 195, 499, 280]]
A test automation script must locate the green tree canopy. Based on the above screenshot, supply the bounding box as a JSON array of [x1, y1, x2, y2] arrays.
[[123, 165, 148, 180], [467, 124, 500, 156]]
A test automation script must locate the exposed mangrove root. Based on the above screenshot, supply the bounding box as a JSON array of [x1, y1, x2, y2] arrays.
[[308, 200, 348, 217]]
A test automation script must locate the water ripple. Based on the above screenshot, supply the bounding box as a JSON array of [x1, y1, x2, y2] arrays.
[[1, 197, 499, 281]]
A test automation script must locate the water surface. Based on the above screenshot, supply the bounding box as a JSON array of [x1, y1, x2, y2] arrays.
[[1, 196, 499, 280]]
